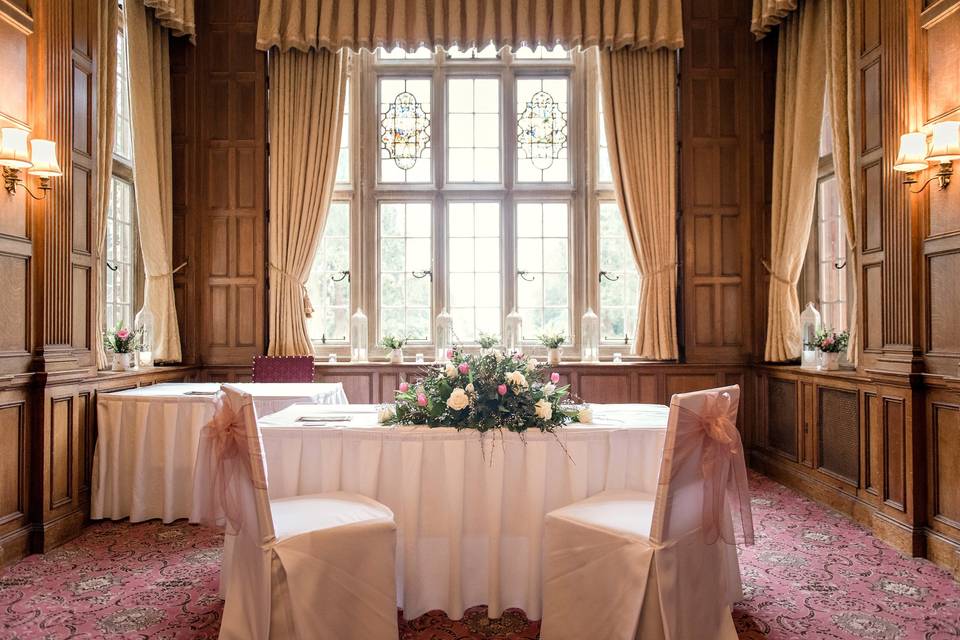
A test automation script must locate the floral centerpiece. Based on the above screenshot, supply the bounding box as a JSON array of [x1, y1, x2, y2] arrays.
[[103, 322, 143, 371], [381, 348, 587, 433], [811, 328, 849, 371]]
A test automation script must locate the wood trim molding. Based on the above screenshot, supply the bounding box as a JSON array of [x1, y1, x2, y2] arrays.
[[0, 0, 32, 35], [920, 0, 960, 29]]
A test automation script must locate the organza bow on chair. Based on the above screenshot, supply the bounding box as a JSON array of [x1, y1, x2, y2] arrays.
[[201, 395, 261, 533], [670, 390, 754, 546]]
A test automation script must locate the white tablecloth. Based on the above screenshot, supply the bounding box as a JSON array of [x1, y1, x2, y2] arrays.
[[195, 403, 668, 620], [91, 382, 348, 523]]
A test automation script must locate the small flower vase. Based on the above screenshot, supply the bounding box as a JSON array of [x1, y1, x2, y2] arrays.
[[111, 352, 135, 372], [547, 347, 562, 366], [389, 348, 404, 364], [819, 351, 840, 371]]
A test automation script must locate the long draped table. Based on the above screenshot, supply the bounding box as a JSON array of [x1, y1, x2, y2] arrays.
[[194, 402, 669, 620], [91, 382, 348, 523]]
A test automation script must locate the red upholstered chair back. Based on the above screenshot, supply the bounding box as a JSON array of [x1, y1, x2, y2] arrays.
[[251, 355, 315, 383]]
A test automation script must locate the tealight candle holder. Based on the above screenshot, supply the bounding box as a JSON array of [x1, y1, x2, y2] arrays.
[[612, 352, 623, 363]]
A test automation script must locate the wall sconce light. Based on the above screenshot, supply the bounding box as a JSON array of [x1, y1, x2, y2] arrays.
[[0, 127, 62, 200], [894, 121, 960, 193]]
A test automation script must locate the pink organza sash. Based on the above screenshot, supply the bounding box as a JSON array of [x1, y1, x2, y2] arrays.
[[664, 391, 755, 546], [202, 396, 254, 532]]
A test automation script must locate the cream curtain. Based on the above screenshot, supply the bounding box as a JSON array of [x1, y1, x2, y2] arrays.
[[126, 0, 182, 362], [267, 49, 347, 355], [752, 0, 799, 38], [256, 0, 684, 52], [143, 0, 195, 40], [600, 48, 678, 360], [94, 0, 119, 370], [826, 0, 860, 366], [764, 0, 827, 362]]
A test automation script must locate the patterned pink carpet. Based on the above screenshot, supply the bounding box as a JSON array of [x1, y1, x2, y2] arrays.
[[1, 473, 958, 639]]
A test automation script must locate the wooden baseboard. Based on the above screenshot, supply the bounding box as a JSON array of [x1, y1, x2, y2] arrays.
[[0, 525, 30, 566]]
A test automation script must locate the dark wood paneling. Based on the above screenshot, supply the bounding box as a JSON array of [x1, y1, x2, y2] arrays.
[[818, 387, 860, 484], [680, 0, 755, 364]]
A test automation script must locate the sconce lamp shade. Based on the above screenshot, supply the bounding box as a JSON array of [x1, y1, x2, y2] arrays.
[[28, 139, 62, 177], [894, 132, 929, 172], [927, 121, 960, 163], [0, 127, 32, 169]]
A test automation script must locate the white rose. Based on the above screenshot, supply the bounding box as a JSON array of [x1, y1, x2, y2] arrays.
[[494, 351, 504, 361], [445, 363, 458, 379], [543, 383, 556, 396], [447, 387, 470, 411], [505, 370, 528, 389], [378, 405, 396, 423], [535, 399, 553, 420], [578, 406, 593, 424], [526, 358, 539, 372], [466, 383, 475, 394]]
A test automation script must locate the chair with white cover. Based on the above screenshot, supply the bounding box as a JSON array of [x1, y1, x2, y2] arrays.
[[208, 383, 398, 640], [540, 385, 752, 640]]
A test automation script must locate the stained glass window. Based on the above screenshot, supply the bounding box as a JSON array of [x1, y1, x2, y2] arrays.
[[448, 202, 502, 341], [447, 77, 501, 182], [516, 202, 570, 338], [516, 77, 569, 182], [598, 202, 639, 343], [380, 78, 432, 182], [306, 202, 351, 344]]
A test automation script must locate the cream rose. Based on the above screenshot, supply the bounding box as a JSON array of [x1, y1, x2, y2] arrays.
[[447, 387, 470, 411], [535, 399, 553, 420], [465, 383, 475, 394], [505, 370, 528, 389], [377, 405, 396, 423], [578, 406, 593, 424], [543, 383, 556, 396], [445, 363, 458, 379], [526, 358, 539, 372]]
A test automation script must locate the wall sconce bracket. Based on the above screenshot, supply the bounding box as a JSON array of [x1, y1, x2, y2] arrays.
[[2, 166, 51, 200]]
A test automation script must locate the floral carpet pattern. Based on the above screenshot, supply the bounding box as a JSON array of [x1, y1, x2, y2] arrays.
[[1, 472, 958, 639]]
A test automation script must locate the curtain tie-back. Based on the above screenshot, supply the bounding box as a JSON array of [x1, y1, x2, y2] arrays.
[[761, 259, 792, 286], [146, 262, 187, 279], [666, 392, 754, 546], [269, 263, 314, 317], [641, 262, 677, 279], [203, 396, 256, 532]]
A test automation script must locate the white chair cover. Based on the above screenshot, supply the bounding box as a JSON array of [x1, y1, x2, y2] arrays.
[[208, 384, 399, 640], [541, 385, 750, 640]]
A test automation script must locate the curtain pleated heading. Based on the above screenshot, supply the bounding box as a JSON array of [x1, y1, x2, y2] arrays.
[[144, 0, 195, 40], [751, 0, 798, 38], [256, 0, 684, 52]]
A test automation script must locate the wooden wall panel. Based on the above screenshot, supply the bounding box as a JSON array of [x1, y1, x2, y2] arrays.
[[190, 0, 266, 366], [680, 0, 755, 363], [0, 401, 26, 524], [931, 400, 960, 527]]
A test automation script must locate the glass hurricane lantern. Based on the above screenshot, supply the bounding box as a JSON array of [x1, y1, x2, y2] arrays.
[[580, 307, 600, 363], [350, 308, 368, 362]]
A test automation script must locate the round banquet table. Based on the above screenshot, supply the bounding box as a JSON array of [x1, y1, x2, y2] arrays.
[[91, 382, 348, 523], [195, 402, 669, 621]]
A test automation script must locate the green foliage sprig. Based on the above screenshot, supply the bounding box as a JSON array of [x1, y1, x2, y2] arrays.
[[380, 335, 408, 350], [103, 322, 143, 354], [538, 332, 566, 349]]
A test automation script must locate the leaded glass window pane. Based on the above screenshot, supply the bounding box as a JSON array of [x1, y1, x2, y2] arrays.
[[380, 77, 432, 183], [106, 177, 135, 330], [447, 77, 501, 183], [307, 202, 351, 344], [598, 202, 639, 343], [598, 95, 613, 184], [516, 77, 569, 182], [336, 82, 350, 184], [448, 202, 501, 342], [379, 202, 433, 341], [114, 30, 132, 161], [516, 202, 569, 338]]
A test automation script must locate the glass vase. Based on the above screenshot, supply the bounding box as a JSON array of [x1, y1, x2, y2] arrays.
[[350, 308, 368, 362], [504, 309, 523, 355], [580, 307, 600, 363]]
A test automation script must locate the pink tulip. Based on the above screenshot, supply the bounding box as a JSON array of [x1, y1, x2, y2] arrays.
[[497, 384, 508, 396], [117, 329, 130, 339], [550, 372, 560, 384], [458, 362, 469, 374], [417, 393, 428, 407], [399, 382, 410, 393], [446, 348, 454, 358]]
